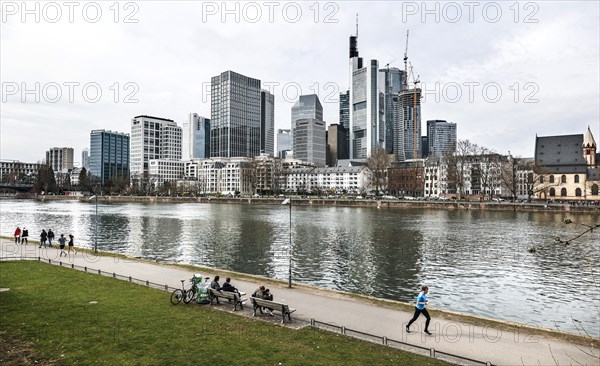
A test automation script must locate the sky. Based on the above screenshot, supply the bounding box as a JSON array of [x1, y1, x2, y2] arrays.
[[1, 0, 599, 164]]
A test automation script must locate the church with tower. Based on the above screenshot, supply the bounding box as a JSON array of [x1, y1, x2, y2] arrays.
[[534, 126, 599, 201]]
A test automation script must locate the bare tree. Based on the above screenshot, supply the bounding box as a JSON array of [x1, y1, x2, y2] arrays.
[[365, 148, 392, 196], [444, 140, 479, 199]]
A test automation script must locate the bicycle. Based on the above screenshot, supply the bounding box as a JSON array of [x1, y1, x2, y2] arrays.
[[170, 275, 210, 305]]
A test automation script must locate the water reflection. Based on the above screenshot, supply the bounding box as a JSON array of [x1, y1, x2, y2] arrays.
[[1, 199, 598, 335]]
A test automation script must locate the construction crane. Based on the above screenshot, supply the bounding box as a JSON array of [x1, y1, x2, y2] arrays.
[[403, 30, 409, 90], [408, 62, 420, 161]]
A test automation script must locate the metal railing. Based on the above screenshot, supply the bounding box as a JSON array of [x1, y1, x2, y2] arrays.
[[2, 256, 494, 365]]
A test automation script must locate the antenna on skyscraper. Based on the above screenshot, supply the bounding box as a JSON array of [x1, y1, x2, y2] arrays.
[[356, 13, 359, 37]]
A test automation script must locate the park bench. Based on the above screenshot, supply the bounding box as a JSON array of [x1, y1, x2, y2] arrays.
[[250, 297, 296, 323], [208, 289, 246, 311]]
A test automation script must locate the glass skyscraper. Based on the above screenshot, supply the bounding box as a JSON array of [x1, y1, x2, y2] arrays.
[[89, 130, 130, 185], [183, 113, 210, 160]]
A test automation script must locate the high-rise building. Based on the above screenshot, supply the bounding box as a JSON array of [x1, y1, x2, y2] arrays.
[[293, 118, 326, 166], [183, 113, 211, 160], [261, 90, 275, 156], [292, 94, 323, 126], [349, 33, 386, 159], [130, 115, 182, 180], [338, 90, 350, 160], [210, 70, 262, 158], [327, 123, 348, 167], [399, 88, 422, 160], [427, 120, 457, 157], [380, 67, 406, 154], [81, 148, 90, 169], [89, 130, 130, 185], [277, 129, 291, 159], [45, 147, 74, 173]]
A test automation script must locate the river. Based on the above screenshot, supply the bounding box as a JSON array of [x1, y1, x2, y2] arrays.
[[1, 198, 598, 335]]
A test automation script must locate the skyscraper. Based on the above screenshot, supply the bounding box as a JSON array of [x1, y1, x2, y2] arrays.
[[399, 88, 422, 160], [380, 67, 406, 154], [260, 90, 275, 156], [89, 130, 130, 185], [183, 113, 211, 160], [130, 115, 182, 179], [349, 33, 386, 159], [293, 119, 326, 166], [327, 123, 348, 167], [427, 120, 457, 158], [81, 148, 90, 169], [291, 94, 323, 126], [210, 70, 261, 158], [338, 90, 350, 160]]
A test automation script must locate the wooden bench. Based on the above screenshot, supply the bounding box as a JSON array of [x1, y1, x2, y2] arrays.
[[250, 297, 296, 323], [208, 289, 246, 311]]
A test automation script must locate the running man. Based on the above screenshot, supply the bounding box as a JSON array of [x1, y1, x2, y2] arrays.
[[406, 285, 432, 335]]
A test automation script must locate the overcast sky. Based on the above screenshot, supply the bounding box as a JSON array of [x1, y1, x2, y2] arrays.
[[1, 0, 599, 164]]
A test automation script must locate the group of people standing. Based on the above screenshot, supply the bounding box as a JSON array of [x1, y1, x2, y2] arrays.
[[13, 226, 76, 257]]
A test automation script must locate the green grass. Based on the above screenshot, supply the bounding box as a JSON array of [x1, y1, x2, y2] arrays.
[[0, 261, 448, 366]]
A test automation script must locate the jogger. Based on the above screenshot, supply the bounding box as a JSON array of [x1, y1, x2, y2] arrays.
[[406, 285, 432, 335]]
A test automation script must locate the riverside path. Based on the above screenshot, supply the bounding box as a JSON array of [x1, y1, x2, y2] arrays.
[[1, 238, 597, 365]]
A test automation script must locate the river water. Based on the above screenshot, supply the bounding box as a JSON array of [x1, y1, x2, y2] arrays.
[[1, 199, 599, 335]]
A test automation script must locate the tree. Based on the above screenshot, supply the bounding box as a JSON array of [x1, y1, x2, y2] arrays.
[[444, 139, 478, 199], [33, 165, 57, 194], [365, 148, 392, 196], [78, 167, 91, 192]]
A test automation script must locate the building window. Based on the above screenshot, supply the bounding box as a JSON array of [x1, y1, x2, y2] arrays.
[[561, 175, 566, 184], [560, 188, 567, 196], [549, 175, 554, 184], [549, 188, 555, 197], [574, 175, 579, 183], [592, 184, 599, 196], [539, 175, 544, 183], [575, 188, 582, 197]]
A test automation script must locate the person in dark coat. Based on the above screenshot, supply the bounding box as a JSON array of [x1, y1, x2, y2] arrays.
[[39, 229, 48, 248]]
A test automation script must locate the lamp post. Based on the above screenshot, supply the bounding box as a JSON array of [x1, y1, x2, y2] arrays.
[[88, 186, 98, 253], [281, 197, 292, 287]]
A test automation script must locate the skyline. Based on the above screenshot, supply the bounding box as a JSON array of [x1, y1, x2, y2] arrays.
[[1, 1, 599, 163]]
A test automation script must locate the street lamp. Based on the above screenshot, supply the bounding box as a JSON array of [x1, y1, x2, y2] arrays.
[[88, 188, 98, 253], [281, 197, 292, 287]]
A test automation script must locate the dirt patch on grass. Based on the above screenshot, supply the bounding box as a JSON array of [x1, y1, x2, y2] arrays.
[[0, 335, 56, 366]]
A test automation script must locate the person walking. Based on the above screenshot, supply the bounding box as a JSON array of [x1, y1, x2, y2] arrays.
[[58, 234, 67, 257], [47, 229, 55, 248], [21, 227, 29, 244], [406, 285, 432, 335], [39, 229, 48, 248], [13, 227, 21, 244], [67, 234, 76, 255]]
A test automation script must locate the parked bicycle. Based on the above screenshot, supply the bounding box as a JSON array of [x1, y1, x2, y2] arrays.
[[170, 275, 210, 305]]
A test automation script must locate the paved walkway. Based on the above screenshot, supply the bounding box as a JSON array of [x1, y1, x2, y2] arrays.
[[1, 239, 598, 365]]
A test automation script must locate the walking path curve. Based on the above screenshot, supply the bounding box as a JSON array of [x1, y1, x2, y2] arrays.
[[1, 239, 597, 365]]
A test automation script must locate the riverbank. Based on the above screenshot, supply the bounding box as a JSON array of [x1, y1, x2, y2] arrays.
[[4, 193, 600, 213], [1, 238, 598, 365]]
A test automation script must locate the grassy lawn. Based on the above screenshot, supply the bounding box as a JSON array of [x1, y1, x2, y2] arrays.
[[0, 261, 448, 366]]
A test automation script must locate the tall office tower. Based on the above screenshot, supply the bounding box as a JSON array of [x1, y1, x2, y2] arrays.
[[277, 129, 291, 158], [260, 90, 275, 156], [391, 94, 405, 162], [421, 136, 429, 158], [427, 120, 457, 158], [130, 115, 182, 179], [81, 148, 90, 169], [338, 90, 350, 159], [399, 88, 422, 160], [183, 113, 211, 160], [89, 130, 130, 185], [380, 67, 405, 154], [45, 147, 74, 173], [349, 32, 386, 159], [293, 118, 326, 166], [292, 94, 323, 126], [327, 123, 348, 167], [210, 70, 261, 158]]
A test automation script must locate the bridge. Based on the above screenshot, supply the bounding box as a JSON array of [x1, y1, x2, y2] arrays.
[[0, 183, 34, 192]]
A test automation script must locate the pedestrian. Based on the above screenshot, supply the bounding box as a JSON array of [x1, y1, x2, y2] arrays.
[[210, 276, 222, 304], [406, 285, 432, 335], [21, 227, 29, 244], [13, 227, 21, 244], [58, 234, 67, 257], [39, 229, 48, 248], [47, 229, 55, 248], [67, 234, 76, 255]]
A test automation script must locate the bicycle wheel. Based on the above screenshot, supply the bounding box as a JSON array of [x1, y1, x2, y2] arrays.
[[170, 289, 184, 305], [183, 289, 195, 304]]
